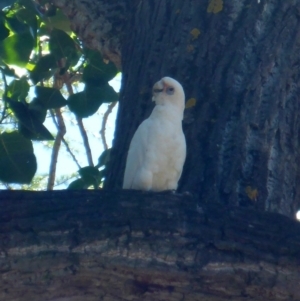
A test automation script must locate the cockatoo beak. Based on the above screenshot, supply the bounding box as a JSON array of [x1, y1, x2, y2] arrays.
[[152, 80, 164, 101]]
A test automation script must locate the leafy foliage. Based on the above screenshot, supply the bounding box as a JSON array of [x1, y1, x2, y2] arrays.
[[7, 77, 29, 100], [68, 166, 102, 189], [0, 0, 119, 188], [68, 148, 111, 189], [49, 28, 79, 66], [35, 86, 67, 109], [0, 131, 37, 183], [68, 84, 118, 118], [82, 49, 118, 85]]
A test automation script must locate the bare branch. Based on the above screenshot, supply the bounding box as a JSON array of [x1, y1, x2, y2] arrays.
[[51, 111, 81, 170], [64, 72, 94, 167], [62, 137, 81, 169], [47, 108, 66, 190], [47, 59, 70, 190], [76, 117, 93, 166], [100, 101, 117, 150]]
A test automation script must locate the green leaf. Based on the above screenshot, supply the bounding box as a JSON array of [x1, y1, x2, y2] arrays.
[[98, 83, 119, 103], [8, 99, 54, 140], [35, 86, 67, 109], [8, 98, 30, 119], [67, 91, 89, 118], [0, 131, 37, 184], [83, 50, 118, 84], [96, 148, 111, 168], [18, 121, 53, 141], [67, 86, 100, 118], [0, 21, 9, 41], [7, 77, 30, 100], [49, 28, 79, 66], [16, 8, 38, 40], [30, 54, 57, 84], [0, 32, 34, 67], [28, 98, 47, 122], [68, 84, 118, 118], [67, 178, 86, 190], [79, 166, 101, 186], [5, 15, 28, 34]]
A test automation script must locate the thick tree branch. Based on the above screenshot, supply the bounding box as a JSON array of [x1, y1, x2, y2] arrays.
[[0, 190, 299, 301]]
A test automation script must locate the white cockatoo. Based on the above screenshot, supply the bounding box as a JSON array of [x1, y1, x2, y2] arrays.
[[123, 76, 186, 191]]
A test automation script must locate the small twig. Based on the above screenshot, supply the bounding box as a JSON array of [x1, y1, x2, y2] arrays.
[[64, 76, 94, 167], [76, 117, 93, 166], [50, 109, 81, 169], [100, 101, 117, 150], [47, 64, 69, 191], [62, 137, 81, 169], [50, 110, 81, 169], [47, 108, 66, 190]]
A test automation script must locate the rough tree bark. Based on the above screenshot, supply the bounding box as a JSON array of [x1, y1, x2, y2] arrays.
[[0, 190, 300, 301], [111, 0, 300, 218], [4, 1, 299, 300], [53, 0, 300, 217]]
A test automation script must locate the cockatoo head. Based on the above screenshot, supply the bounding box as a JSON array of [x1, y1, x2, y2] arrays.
[[152, 77, 185, 111]]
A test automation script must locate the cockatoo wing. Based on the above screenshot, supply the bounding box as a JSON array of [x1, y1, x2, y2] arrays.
[[122, 119, 152, 190], [123, 113, 186, 191]]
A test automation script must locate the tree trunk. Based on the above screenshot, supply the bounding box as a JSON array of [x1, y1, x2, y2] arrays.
[[0, 190, 300, 301], [90, 0, 299, 218], [53, 0, 300, 217]]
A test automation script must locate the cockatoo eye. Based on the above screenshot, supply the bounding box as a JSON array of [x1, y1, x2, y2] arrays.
[[166, 87, 174, 95]]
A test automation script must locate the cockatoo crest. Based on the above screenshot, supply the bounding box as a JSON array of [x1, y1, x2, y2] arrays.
[[123, 76, 186, 191]]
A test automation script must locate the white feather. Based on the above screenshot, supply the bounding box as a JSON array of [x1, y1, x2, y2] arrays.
[[123, 77, 186, 191]]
